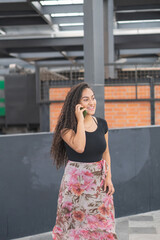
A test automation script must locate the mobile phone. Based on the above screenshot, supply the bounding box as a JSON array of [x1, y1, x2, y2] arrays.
[[80, 107, 87, 118]]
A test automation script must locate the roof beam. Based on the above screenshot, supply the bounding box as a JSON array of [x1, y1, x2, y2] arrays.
[[8, 45, 83, 53], [42, 4, 83, 14], [115, 3, 160, 11], [67, 51, 84, 57], [120, 48, 160, 56], [0, 48, 10, 58], [60, 26, 83, 31], [0, 37, 83, 48], [52, 16, 83, 24], [115, 33, 160, 49], [37, 60, 79, 66], [0, 10, 37, 17], [9, 47, 55, 53], [116, 57, 158, 64], [0, 0, 26, 2], [16, 52, 63, 59], [1, 34, 160, 52], [117, 22, 160, 29], [0, 16, 46, 26], [29, 0, 53, 28], [31, 53, 83, 60], [0, 2, 32, 11], [10, 51, 83, 59], [0, 57, 33, 66], [116, 11, 160, 21]]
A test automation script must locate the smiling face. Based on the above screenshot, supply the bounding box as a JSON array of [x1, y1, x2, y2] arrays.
[[79, 88, 96, 115]]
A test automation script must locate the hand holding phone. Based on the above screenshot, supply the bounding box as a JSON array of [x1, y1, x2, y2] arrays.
[[80, 107, 87, 118]]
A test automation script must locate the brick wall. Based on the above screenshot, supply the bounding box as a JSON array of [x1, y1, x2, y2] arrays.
[[49, 85, 160, 132]]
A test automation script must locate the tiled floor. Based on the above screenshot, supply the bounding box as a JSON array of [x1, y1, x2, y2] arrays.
[[11, 210, 160, 240], [116, 210, 160, 240]]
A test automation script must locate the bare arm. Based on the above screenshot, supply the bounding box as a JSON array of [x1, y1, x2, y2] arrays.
[[61, 119, 86, 153], [61, 104, 87, 153], [102, 131, 115, 195], [102, 131, 112, 179]]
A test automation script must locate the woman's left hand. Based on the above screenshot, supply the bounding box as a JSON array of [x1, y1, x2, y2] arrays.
[[104, 177, 115, 196]]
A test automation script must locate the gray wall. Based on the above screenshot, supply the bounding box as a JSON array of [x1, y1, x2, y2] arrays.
[[5, 74, 39, 126], [0, 126, 160, 239], [0, 133, 64, 240]]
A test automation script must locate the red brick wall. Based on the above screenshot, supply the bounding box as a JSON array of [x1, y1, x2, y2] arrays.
[[49, 85, 160, 132], [155, 85, 160, 125], [49, 87, 70, 132]]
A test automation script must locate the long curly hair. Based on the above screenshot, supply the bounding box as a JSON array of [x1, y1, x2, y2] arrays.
[[50, 82, 92, 169]]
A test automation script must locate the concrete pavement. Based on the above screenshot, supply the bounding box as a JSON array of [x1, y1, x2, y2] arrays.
[[116, 209, 160, 240], [11, 209, 160, 240]]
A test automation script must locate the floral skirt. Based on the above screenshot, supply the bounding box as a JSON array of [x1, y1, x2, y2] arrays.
[[52, 159, 118, 240]]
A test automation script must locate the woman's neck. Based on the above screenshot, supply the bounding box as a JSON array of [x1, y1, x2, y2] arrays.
[[84, 114, 93, 124]]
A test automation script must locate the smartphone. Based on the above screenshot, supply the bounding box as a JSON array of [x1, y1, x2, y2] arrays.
[[80, 107, 87, 118]]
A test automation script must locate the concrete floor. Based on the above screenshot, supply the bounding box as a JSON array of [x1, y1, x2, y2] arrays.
[[11, 209, 160, 240], [116, 210, 160, 240]]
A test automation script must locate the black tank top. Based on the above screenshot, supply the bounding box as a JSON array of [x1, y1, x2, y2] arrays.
[[64, 117, 108, 163]]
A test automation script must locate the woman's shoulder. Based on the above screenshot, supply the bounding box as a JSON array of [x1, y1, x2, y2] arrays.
[[60, 128, 75, 137], [96, 116, 107, 123], [97, 117, 108, 134]]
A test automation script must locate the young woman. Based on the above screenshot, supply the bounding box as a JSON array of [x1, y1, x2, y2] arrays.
[[50, 82, 118, 240]]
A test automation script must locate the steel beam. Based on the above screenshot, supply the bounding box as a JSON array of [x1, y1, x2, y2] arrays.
[[116, 57, 158, 63], [52, 16, 83, 24], [36, 60, 81, 66], [120, 48, 160, 56], [60, 26, 83, 31], [0, 0, 26, 2], [116, 11, 160, 21], [42, 4, 83, 14], [0, 37, 83, 48], [0, 57, 33, 66], [0, 10, 36, 17], [118, 22, 160, 29], [16, 52, 63, 59], [115, 34, 160, 49], [0, 16, 46, 26], [11, 51, 84, 59], [29, 1, 53, 28], [115, 1, 160, 11]]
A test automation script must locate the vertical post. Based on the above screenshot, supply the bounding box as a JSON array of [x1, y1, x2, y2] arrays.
[[35, 64, 49, 132], [83, 0, 105, 118], [104, 0, 114, 78], [135, 65, 138, 99], [70, 65, 72, 85], [150, 77, 155, 125], [35, 63, 40, 103]]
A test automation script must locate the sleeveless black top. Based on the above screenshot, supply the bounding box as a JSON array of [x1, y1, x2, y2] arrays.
[[64, 117, 108, 163]]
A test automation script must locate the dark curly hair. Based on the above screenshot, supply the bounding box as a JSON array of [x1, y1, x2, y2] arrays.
[[50, 82, 93, 169]]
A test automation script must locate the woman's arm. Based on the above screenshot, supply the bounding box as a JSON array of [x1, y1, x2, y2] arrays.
[[61, 119, 86, 153], [102, 131, 112, 179], [102, 131, 115, 195]]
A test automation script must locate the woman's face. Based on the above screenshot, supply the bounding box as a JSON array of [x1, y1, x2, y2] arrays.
[[79, 88, 96, 115]]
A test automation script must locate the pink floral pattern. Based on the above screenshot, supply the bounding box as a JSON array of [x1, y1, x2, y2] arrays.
[[52, 159, 118, 240]]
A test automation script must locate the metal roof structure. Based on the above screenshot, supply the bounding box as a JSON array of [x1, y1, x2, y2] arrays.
[[0, 0, 160, 74]]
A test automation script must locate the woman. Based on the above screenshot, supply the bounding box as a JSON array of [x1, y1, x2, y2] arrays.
[[50, 82, 118, 240]]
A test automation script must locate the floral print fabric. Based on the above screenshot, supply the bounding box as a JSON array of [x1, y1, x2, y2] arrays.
[[52, 159, 118, 240]]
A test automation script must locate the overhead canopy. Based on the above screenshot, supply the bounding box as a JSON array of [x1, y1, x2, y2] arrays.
[[0, 0, 160, 71]]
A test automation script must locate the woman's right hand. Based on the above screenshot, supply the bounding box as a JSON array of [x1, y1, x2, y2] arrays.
[[75, 104, 87, 122]]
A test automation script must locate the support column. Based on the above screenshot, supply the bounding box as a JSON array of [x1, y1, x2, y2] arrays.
[[35, 64, 49, 132], [83, 0, 105, 118], [104, 0, 115, 78], [39, 103, 50, 132]]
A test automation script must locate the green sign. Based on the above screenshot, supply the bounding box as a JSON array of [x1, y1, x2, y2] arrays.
[[0, 77, 5, 116]]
